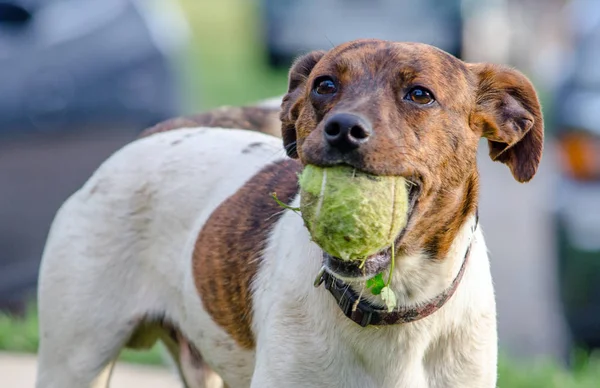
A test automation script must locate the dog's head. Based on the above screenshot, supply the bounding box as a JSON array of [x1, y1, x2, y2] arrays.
[[280, 39, 543, 269]]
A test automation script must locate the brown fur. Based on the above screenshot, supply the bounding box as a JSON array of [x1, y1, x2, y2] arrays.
[[281, 39, 543, 260], [140, 105, 281, 138], [193, 159, 302, 349]]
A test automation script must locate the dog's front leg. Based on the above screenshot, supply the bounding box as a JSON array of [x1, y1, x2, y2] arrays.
[[250, 323, 381, 388], [424, 309, 498, 388]]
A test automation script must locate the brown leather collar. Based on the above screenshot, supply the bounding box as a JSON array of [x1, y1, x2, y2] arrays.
[[315, 212, 479, 327]]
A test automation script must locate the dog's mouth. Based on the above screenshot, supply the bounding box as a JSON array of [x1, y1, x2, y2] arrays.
[[322, 180, 421, 280]]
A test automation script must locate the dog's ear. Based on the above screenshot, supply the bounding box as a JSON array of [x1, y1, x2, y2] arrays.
[[280, 51, 326, 158], [469, 64, 544, 182]]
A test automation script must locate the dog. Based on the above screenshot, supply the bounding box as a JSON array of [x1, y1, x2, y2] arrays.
[[36, 39, 543, 388]]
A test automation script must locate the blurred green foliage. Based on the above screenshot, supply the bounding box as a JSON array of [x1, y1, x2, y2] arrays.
[[178, 0, 288, 111]]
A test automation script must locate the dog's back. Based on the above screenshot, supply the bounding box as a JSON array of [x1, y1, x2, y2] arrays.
[[36, 128, 284, 387]]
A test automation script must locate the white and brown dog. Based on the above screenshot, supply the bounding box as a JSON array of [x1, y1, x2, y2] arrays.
[[36, 39, 544, 388]]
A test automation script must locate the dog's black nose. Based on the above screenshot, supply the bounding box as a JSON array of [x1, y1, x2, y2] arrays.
[[323, 113, 372, 151]]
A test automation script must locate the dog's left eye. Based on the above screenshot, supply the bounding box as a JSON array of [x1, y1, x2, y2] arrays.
[[405, 87, 435, 105], [313, 77, 338, 95]]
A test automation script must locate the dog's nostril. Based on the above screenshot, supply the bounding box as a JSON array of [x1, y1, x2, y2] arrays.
[[324, 113, 372, 150], [350, 125, 369, 140], [325, 122, 341, 137]]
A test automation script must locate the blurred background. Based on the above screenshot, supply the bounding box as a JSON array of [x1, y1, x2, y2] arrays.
[[1, 0, 599, 386]]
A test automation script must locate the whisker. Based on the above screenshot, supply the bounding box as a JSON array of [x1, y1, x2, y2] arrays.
[[339, 284, 352, 308], [324, 35, 335, 49], [265, 208, 288, 221], [284, 141, 297, 155]]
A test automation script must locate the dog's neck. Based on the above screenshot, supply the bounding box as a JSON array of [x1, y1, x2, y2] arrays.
[[317, 212, 477, 326], [324, 211, 479, 315]]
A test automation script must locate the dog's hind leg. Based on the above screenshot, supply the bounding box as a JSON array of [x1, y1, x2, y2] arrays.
[[36, 254, 140, 387], [175, 334, 225, 388], [35, 302, 137, 388], [126, 321, 197, 388], [35, 189, 157, 387], [125, 321, 225, 388]]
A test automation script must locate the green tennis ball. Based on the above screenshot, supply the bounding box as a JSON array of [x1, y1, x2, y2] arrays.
[[298, 164, 409, 261]]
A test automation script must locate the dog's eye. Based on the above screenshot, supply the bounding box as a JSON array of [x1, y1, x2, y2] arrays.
[[313, 77, 337, 95], [406, 87, 435, 105]]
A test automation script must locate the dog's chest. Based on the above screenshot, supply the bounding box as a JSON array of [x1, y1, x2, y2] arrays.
[[250, 300, 443, 388]]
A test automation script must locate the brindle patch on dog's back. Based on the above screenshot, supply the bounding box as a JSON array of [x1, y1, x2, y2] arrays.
[[140, 106, 281, 138], [193, 159, 301, 349]]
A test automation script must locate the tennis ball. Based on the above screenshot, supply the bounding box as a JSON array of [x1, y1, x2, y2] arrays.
[[298, 165, 409, 261]]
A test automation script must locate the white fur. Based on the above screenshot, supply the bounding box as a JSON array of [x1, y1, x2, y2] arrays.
[[36, 127, 497, 388]]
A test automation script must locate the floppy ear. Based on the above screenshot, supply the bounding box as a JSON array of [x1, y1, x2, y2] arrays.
[[280, 51, 326, 158], [469, 64, 544, 182]]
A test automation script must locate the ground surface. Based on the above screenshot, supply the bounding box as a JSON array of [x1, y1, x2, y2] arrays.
[[0, 352, 180, 388]]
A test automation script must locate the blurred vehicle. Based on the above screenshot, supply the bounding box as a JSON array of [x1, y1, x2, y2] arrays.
[[262, 0, 463, 67], [554, 0, 600, 352], [0, 0, 189, 312], [0, 0, 188, 135]]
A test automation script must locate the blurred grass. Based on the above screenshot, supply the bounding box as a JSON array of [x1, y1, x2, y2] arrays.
[[497, 351, 600, 388], [0, 0, 593, 385], [0, 304, 163, 365], [176, 0, 288, 111]]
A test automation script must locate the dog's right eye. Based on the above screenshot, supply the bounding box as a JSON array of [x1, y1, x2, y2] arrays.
[[313, 77, 338, 95]]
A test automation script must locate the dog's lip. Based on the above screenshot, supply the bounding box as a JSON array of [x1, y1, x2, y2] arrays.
[[322, 181, 421, 280], [323, 250, 391, 281]]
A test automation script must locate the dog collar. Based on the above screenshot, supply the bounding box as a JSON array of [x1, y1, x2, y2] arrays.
[[314, 212, 479, 327]]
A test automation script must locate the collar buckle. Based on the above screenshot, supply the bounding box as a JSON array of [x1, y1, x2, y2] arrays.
[[313, 265, 326, 288]]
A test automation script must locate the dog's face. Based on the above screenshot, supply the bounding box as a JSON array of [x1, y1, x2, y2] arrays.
[[281, 39, 543, 272]]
